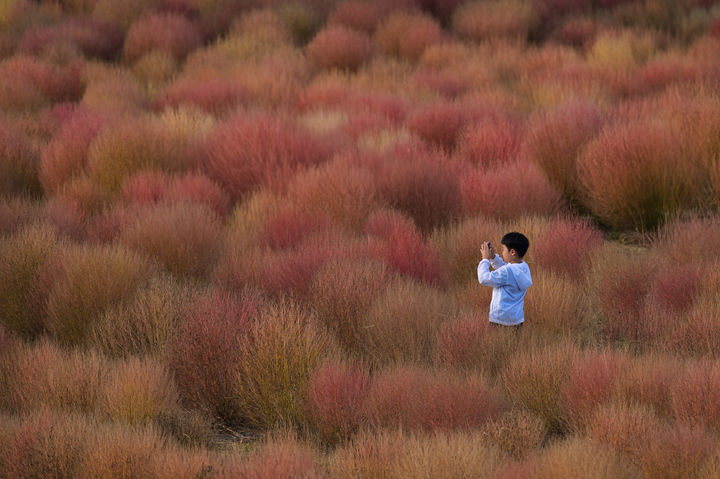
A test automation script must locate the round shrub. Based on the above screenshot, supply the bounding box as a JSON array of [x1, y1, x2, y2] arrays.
[[532, 217, 603, 279], [357, 277, 459, 366], [0, 224, 61, 338], [460, 117, 524, 171], [89, 274, 192, 360], [363, 366, 505, 432], [154, 77, 251, 116], [460, 162, 563, 220], [87, 116, 198, 194], [120, 202, 222, 279], [99, 356, 179, 426], [19, 17, 124, 60], [328, 1, 385, 33], [578, 121, 700, 230], [365, 209, 448, 288], [524, 101, 605, 205], [309, 258, 390, 355], [306, 25, 373, 72], [200, 114, 333, 201], [170, 288, 263, 422], [305, 360, 371, 444], [233, 301, 339, 429], [452, 0, 536, 42], [374, 11, 443, 61], [45, 243, 153, 346], [0, 118, 41, 198], [375, 147, 463, 232], [39, 107, 107, 194]]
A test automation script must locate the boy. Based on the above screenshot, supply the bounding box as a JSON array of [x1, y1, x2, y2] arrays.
[[477, 232, 532, 328]]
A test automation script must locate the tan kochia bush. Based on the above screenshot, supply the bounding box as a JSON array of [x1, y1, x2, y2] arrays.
[[45, 243, 152, 346], [482, 409, 548, 459], [98, 356, 179, 426], [89, 274, 192, 359], [233, 301, 339, 430], [0, 224, 61, 338], [1, 339, 107, 415], [120, 202, 223, 279], [309, 258, 390, 355], [358, 277, 460, 366], [533, 436, 640, 479], [501, 341, 581, 433], [330, 428, 504, 479]]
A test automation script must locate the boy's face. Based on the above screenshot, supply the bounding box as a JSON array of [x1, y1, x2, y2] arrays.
[[501, 244, 514, 262]]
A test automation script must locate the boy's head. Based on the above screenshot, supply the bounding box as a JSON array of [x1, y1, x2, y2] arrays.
[[500, 232, 529, 260]]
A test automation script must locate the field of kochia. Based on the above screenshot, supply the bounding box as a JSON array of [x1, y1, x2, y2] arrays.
[[1, 0, 720, 477]]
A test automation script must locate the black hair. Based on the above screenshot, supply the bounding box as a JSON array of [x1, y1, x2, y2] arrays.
[[501, 232, 529, 258]]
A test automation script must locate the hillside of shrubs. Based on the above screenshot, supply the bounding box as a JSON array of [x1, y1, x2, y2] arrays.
[[1, 0, 720, 476]]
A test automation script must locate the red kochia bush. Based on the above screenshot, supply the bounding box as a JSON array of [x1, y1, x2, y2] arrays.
[[561, 349, 627, 432], [40, 108, 107, 194], [305, 360, 371, 444], [200, 114, 333, 201], [363, 366, 504, 432], [170, 288, 263, 421], [458, 117, 524, 170], [375, 145, 463, 232], [671, 360, 720, 432], [532, 217, 603, 279], [306, 25, 373, 72], [123, 13, 202, 63], [153, 78, 251, 115], [406, 101, 471, 150], [0, 56, 84, 111], [460, 162, 563, 220], [524, 101, 604, 204], [365, 209, 447, 288]]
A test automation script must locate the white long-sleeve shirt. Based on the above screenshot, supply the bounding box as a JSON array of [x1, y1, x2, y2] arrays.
[[477, 255, 533, 326]]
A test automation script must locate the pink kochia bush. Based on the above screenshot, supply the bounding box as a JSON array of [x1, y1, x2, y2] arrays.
[[200, 114, 334, 201], [170, 288, 263, 422], [458, 117, 524, 170], [305, 360, 371, 444], [154, 78, 251, 115], [306, 25, 374, 72], [121, 171, 230, 217], [532, 217, 603, 279], [460, 161, 562, 220], [19, 17, 124, 60], [524, 101, 605, 204], [305, 361, 504, 441], [406, 101, 471, 150], [374, 11, 444, 61], [365, 209, 447, 288], [374, 145, 463, 231], [363, 366, 505, 432], [39, 108, 108, 195], [123, 13, 202, 62]]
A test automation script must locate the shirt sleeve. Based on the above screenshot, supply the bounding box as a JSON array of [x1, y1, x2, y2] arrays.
[[478, 259, 509, 287], [489, 254, 506, 270]]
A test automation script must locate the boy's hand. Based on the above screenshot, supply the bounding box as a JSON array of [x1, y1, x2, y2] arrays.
[[480, 241, 493, 260]]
